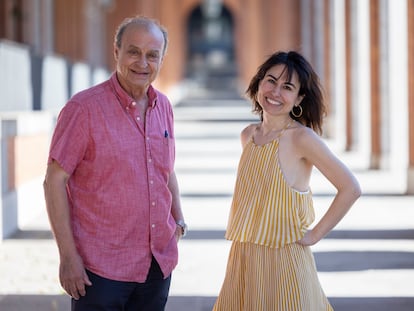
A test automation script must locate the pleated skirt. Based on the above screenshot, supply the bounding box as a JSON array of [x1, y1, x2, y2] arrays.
[[213, 241, 333, 311]]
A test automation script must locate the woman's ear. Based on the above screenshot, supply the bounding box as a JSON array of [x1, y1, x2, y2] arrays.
[[297, 94, 305, 105]]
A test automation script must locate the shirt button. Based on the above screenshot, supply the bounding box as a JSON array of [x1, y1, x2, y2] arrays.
[[150, 180, 154, 185], [136, 116, 140, 121], [151, 201, 155, 206], [148, 158, 152, 163], [151, 224, 156, 229], [131, 101, 136, 107], [146, 137, 150, 140]]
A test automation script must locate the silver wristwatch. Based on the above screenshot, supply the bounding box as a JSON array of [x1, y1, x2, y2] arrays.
[[176, 220, 188, 237]]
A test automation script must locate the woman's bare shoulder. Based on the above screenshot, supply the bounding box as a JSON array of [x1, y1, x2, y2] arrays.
[[241, 123, 259, 147], [290, 122, 320, 142]]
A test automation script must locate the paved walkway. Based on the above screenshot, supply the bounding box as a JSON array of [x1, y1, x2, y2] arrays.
[[1, 100, 414, 310]]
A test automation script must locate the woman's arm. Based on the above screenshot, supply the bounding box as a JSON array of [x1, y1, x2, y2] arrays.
[[296, 129, 361, 245]]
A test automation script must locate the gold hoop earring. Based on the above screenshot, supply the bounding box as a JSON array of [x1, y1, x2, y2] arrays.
[[292, 105, 303, 118]]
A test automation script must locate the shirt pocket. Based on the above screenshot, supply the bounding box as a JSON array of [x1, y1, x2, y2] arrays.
[[151, 135, 175, 173]]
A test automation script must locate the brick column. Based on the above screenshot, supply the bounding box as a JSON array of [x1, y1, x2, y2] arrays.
[[370, 0, 381, 169], [407, 0, 414, 193]]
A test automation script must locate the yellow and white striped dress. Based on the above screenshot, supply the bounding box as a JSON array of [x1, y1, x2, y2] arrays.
[[213, 133, 333, 311]]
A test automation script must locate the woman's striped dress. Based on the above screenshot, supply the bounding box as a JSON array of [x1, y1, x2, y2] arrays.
[[213, 134, 333, 311]]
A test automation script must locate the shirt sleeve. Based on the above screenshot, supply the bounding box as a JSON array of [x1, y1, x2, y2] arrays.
[[48, 100, 89, 175]]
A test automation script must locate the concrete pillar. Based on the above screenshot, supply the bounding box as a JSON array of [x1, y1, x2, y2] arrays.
[[386, 0, 408, 183], [0, 112, 53, 240], [0, 41, 32, 111], [351, 0, 371, 168], [0, 118, 17, 239], [301, 0, 312, 59], [41, 55, 69, 112], [330, 0, 347, 149], [312, 0, 326, 82], [85, 0, 106, 68]]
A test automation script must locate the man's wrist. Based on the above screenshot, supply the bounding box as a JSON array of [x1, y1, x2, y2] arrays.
[[176, 220, 188, 237]]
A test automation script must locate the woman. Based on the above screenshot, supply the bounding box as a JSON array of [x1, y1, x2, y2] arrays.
[[213, 51, 361, 310]]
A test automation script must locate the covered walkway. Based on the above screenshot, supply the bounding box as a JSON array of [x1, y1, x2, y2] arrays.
[[1, 99, 413, 310]]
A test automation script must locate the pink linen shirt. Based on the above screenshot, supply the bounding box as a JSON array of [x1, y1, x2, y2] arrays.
[[48, 72, 178, 282]]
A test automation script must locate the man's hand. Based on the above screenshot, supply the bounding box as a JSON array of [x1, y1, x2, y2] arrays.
[[175, 225, 183, 242], [59, 253, 92, 300]]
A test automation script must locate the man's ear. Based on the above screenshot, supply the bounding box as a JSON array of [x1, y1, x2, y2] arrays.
[[113, 44, 119, 61]]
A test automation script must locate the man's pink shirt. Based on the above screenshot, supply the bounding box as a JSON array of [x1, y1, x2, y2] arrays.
[[48, 73, 178, 282]]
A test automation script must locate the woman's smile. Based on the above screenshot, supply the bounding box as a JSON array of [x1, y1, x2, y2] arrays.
[[266, 97, 282, 106]]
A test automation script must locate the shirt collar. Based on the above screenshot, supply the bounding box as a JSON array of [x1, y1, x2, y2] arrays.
[[110, 72, 158, 109]]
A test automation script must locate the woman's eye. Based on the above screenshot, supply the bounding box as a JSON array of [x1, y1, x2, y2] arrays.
[[267, 78, 276, 84]]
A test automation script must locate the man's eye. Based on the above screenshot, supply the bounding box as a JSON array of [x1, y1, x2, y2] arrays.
[[148, 53, 159, 59]]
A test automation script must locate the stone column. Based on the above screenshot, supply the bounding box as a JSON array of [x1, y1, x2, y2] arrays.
[[330, 0, 347, 149], [386, 0, 408, 181]]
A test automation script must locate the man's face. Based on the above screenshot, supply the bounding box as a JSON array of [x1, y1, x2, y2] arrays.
[[114, 24, 165, 92]]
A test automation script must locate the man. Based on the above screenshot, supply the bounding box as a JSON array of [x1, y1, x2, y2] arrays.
[[43, 15, 187, 310]]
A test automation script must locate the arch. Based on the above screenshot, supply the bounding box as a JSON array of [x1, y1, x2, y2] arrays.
[[186, 2, 236, 78]]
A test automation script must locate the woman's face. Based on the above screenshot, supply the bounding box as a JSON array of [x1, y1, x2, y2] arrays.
[[257, 64, 304, 118]]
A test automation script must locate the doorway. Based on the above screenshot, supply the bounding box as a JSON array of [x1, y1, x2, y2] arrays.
[[186, 1, 237, 94]]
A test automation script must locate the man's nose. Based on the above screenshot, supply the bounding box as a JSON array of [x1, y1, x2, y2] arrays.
[[136, 55, 148, 67]]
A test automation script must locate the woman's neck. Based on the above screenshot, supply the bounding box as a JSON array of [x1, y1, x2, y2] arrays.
[[261, 116, 293, 135]]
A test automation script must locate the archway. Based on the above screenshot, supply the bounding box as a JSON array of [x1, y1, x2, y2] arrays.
[[186, 1, 237, 95]]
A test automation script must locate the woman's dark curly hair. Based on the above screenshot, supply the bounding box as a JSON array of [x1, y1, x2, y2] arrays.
[[246, 51, 326, 135]]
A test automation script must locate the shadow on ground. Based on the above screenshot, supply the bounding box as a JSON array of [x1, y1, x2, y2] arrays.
[[4, 228, 413, 310], [8, 228, 414, 241], [1, 295, 414, 311]]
